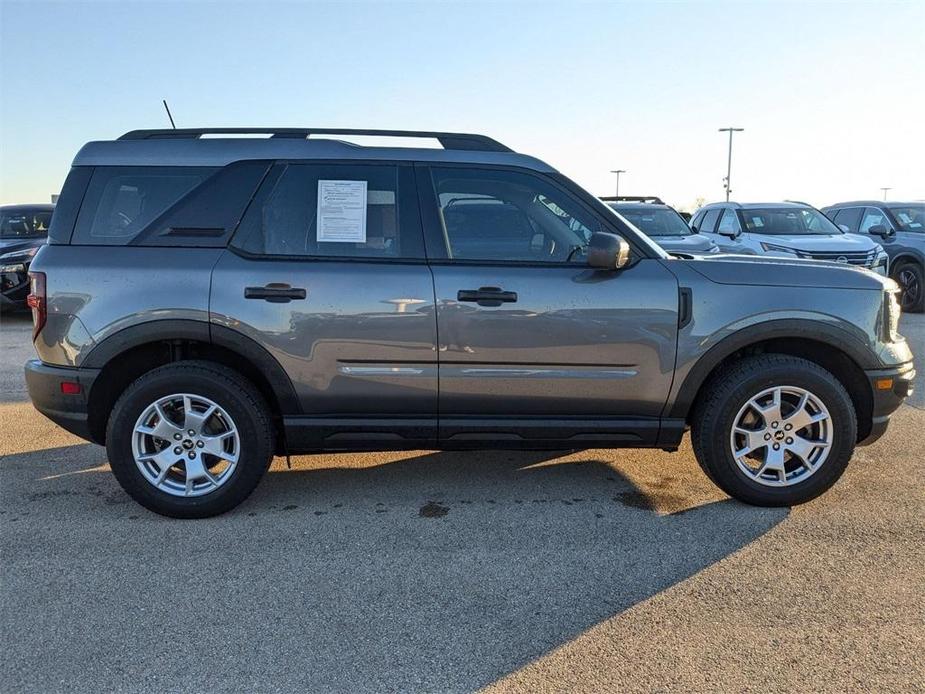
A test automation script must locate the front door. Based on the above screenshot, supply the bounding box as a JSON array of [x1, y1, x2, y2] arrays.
[[417, 165, 679, 446], [211, 162, 437, 449]]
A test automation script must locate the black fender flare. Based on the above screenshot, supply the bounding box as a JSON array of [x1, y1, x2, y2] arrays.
[[667, 318, 879, 419], [81, 319, 300, 414]]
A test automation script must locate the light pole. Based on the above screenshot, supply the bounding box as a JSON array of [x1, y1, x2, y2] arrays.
[[610, 169, 627, 198], [718, 127, 744, 201], [880, 187, 892, 201]]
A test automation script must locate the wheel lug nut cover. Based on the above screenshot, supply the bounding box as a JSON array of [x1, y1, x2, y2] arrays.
[[197, 441, 204, 448], [174, 446, 182, 454], [174, 433, 182, 440]]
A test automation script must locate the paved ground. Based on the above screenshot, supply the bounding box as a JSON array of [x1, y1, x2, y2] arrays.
[[1, 310, 923, 693]]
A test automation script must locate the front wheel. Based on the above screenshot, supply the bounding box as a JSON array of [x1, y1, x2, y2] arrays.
[[892, 261, 924, 313], [106, 361, 274, 518], [691, 355, 857, 506]]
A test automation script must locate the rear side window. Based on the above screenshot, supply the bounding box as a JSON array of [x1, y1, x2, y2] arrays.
[[232, 163, 423, 259], [73, 167, 215, 245]]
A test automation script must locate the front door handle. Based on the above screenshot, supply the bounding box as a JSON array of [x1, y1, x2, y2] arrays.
[[457, 286, 518, 307], [244, 283, 307, 303]]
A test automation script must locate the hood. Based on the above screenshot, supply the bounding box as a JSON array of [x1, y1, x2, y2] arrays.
[[686, 253, 895, 291], [0, 237, 45, 255], [744, 231, 878, 253], [653, 233, 718, 254]]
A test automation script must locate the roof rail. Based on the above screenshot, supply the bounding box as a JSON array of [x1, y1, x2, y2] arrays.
[[600, 195, 665, 204], [117, 128, 513, 152], [784, 199, 813, 207]]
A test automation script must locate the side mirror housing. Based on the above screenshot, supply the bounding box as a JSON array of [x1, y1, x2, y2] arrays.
[[868, 224, 895, 240], [719, 229, 740, 239], [587, 232, 631, 270], [690, 225, 699, 233]]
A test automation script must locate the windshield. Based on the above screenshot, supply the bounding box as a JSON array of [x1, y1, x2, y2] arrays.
[[889, 205, 925, 232], [0, 208, 52, 239], [739, 207, 841, 235], [612, 207, 691, 237]]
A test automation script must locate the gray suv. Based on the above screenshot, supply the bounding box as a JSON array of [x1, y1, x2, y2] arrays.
[[822, 201, 925, 313], [24, 128, 915, 517]]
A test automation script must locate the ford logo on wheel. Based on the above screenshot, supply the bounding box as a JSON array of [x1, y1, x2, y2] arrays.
[[836, 256, 848, 264]]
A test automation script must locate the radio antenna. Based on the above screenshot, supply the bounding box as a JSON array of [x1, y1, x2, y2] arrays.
[[162, 100, 176, 129]]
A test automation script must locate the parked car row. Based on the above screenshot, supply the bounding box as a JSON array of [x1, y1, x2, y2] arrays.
[[604, 196, 923, 313], [0, 204, 54, 312], [22, 127, 914, 517]]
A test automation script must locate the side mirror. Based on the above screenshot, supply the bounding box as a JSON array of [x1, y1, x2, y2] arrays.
[[587, 232, 631, 270], [690, 225, 699, 233], [868, 224, 895, 240], [718, 229, 740, 239]]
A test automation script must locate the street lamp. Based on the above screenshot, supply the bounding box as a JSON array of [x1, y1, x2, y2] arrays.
[[610, 169, 627, 198], [880, 187, 892, 201], [718, 127, 744, 201]]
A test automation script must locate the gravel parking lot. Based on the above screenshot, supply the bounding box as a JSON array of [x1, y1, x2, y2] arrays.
[[1, 310, 923, 693]]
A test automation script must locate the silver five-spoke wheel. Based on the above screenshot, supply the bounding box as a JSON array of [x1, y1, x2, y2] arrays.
[[131, 393, 240, 497], [729, 385, 832, 487]]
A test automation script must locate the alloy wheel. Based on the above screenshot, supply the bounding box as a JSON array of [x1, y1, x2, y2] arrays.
[[729, 385, 833, 487], [131, 393, 240, 497]]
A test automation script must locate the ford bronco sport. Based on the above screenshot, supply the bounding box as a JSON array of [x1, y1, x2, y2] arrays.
[[24, 128, 915, 517]]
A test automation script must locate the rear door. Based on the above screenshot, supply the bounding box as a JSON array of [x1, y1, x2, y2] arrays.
[[212, 161, 437, 449], [417, 164, 679, 446]]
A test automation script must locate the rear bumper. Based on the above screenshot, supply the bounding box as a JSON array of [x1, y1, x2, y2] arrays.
[[858, 361, 916, 445], [24, 359, 100, 443]]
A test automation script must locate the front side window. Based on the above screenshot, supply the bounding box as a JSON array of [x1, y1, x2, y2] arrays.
[[0, 208, 52, 239], [740, 207, 841, 235], [429, 167, 603, 263], [614, 207, 691, 237], [234, 163, 419, 259], [860, 207, 891, 233], [73, 167, 214, 244], [832, 207, 863, 233], [699, 209, 721, 232], [888, 205, 925, 232], [716, 209, 742, 234]]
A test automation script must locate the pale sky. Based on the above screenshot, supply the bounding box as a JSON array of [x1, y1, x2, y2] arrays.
[[1, 0, 923, 211]]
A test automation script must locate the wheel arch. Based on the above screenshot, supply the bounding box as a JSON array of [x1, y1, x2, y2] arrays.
[[671, 319, 876, 442], [82, 319, 299, 447]]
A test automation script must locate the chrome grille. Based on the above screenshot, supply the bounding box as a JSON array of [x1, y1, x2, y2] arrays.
[[799, 249, 877, 267]]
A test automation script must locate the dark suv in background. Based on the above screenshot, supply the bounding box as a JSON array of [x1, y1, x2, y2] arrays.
[[602, 197, 719, 255], [823, 201, 924, 312], [23, 128, 914, 517], [1, 204, 53, 311]]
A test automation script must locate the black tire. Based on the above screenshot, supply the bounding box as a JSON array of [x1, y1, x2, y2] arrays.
[[891, 261, 924, 313], [106, 361, 274, 518], [691, 354, 857, 507]]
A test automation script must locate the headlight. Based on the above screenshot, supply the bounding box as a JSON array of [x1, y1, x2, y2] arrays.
[[760, 242, 799, 255], [0, 246, 39, 262], [875, 250, 889, 268], [883, 289, 901, 342]]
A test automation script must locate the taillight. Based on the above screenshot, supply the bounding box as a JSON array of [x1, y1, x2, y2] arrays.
[[27, 271, 46, 341]]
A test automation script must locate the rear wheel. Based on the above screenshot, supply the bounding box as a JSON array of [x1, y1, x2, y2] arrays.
[[892, 261, 924, 313], [691, 355, 857, 506], [106, 361, 274, 518]]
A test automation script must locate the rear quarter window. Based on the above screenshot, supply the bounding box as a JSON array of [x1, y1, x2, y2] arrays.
[[72, 167, 215, 245]]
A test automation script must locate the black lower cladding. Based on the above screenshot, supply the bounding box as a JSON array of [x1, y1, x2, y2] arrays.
[[24, 360, 100, 441], [858, 361, 915, 445]]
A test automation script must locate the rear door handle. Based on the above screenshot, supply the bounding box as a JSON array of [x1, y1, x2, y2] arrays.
[[244, 283, 307, 303], [457, 286, 518, 307]]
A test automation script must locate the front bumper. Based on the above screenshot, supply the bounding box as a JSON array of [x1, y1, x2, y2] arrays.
[[858, 361, 916, 445], [24, 359, 100, 443]]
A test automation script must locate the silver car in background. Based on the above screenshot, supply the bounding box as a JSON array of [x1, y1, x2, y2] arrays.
[[691, 201, 888, 274]]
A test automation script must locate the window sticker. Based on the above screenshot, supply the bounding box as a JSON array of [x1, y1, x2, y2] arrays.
[[751, 216, 764, 227], [317, 180, 367, 243]]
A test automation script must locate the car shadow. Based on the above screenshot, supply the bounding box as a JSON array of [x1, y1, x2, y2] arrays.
[[2, 444, 788, 693]]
